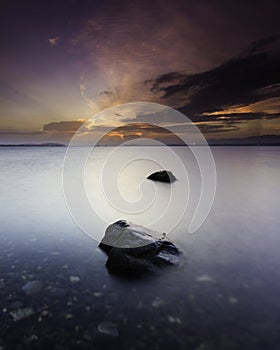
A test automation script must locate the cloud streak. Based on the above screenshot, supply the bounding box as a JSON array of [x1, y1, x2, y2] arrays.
[[148, 36, 280, 116], [43, 120, 84, 132]]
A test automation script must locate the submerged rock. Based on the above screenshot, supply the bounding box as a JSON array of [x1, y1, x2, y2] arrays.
[[98, 321, 119, 337], [99, 220, 183, 274], [22, 281, 43, 295], [9, 307, 35, 322], [69, 275, 80, 283], [0, 279, 5, 289], [147, 170, 177, 183], [45, 286, 65, 298], [196, 274, 215, 283]]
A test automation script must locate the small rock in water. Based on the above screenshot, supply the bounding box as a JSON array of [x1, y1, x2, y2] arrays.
[[65, 314, 74, 319], [147, 170, 177, 183], [167, 315, 182, 324], [228, 297, 238, 304], [22, 281, 43, 295], [26, 334, 39, 343], [69, 276, 80, 283], [9, 307, 35, 322], [196, 274, 215, 283], [152, 297, 164, 308], [51, 251, 60, 256], [98, 321, 119, 337]]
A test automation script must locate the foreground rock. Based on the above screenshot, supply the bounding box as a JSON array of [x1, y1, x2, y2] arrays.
[[147, 170, 177, 183], [99, 220, 183, 274]]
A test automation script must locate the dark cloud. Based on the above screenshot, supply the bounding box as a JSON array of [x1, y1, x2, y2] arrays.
[[198, 123, 239, 134], [263, 113, 280, 120], [0, 131, 45, 135], [43, 120, 84, 132], [144, 72, 186, 93], [97, 122, 238, 146], [97, 123, 185, 145], [117, 103, 280, 130], [196, 112, 280, 123], [248, 35, 280, 55], [147, 36, 280, 118]]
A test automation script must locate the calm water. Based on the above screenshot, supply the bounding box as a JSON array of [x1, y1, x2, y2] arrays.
[[0, 146, 280, 350]]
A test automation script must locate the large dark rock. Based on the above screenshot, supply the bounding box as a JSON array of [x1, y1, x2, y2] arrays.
[[99, 220, 183, 274], [147, 170, 177, 183]]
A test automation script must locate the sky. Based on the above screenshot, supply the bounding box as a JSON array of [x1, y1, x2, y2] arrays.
[[0, 0, 280, 144]]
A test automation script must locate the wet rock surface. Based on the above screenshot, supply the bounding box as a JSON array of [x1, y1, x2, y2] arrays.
[[147, 170, 177, 183], [99, 220, 183, 274]]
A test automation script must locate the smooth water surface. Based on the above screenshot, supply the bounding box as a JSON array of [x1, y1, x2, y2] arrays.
[[0, 146, 280, 350]]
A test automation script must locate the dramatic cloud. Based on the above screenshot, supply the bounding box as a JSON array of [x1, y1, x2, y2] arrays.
[[97, 123, 184, 145], [147, 36, 280, 119], [1, 0, 280, 143], [74, 1, 234, 113], [95, 122, 239, 145], [43, 120, 84, 132]]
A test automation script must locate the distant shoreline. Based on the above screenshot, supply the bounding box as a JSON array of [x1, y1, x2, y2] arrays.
[[1, 144, 280, 147], [0, 143, 66, 147], [0, 135, 280, 147]]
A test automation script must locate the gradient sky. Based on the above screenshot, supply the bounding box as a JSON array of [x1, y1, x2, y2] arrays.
[[1, 0, 280, 144]]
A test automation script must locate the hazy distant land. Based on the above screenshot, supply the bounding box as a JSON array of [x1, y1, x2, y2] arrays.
[[208, 135, 280, 146], [0, 135, 280, 147], [0, 143, 66, 147]]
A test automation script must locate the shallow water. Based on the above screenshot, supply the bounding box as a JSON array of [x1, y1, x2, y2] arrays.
[[0, 146, 280, 350]]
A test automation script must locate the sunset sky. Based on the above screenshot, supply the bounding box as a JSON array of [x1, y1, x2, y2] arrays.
[[1, 0, 280, 144]]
